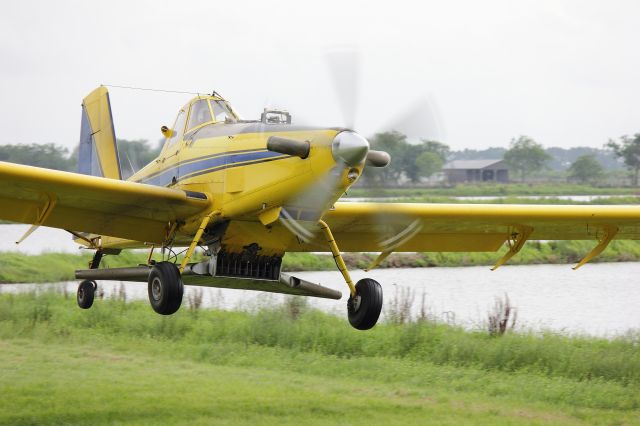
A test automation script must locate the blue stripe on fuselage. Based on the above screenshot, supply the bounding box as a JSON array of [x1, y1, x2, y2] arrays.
[[136, 150, 288, 187]]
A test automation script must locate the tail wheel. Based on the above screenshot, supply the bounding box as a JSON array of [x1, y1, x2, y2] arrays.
[[148, 262, 183, 315], [77, 280, 96, 309], [347, 278, 383, 330]]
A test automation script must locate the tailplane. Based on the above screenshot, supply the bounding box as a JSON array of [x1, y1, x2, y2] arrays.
[[78, 86, 122, 179]]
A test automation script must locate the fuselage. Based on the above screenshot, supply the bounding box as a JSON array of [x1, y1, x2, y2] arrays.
[[104, 96, 366, 255]]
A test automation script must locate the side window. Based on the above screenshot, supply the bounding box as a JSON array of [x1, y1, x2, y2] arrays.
[[166, 109, 186, 150], [187, 100, 212, 131], [211, 100, 233, 123]]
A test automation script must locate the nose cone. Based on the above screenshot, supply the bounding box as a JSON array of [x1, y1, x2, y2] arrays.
[[331, 131, 369, 166]]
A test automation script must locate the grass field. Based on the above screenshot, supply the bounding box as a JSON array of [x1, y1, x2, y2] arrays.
[[0, 292, 639, 425], [348, 183, 640, 198]]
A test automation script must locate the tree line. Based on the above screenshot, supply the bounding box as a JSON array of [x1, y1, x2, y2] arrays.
[[0, 140, 162, 178], [1, 133, 639, 185], [364, 132, 640, 186]]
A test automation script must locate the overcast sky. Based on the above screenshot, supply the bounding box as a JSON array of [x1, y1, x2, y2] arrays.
[[1, 0, 638, 151]]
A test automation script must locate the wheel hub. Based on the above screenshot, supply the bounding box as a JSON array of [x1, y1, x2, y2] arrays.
[[351, 294, 362, 312], [151, 277, 162, 301]]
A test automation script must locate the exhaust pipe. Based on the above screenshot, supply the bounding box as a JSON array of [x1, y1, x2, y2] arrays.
[[366, 150, 391, 168], [267, 136, 310, 159]]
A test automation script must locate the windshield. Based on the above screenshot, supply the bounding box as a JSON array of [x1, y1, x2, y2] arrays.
[[187, 99, 213, 131]]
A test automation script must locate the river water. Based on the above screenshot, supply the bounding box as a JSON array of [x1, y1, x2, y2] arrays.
[[2, 263, 638, 337]]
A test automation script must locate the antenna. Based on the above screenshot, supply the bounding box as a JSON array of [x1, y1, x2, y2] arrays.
[[102, 84, 205, 96]]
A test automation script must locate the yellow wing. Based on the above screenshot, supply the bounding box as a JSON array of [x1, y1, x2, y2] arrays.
[[284, 202, 640, 253], [0, 161, 210, 244]]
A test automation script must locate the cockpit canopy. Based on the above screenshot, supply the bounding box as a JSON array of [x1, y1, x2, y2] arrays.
[[187, 97, 237, 130], [162, 95, 239, 152]]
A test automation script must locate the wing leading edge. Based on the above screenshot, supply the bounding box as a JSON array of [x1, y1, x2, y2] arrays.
[[0, 161, 210, 244]]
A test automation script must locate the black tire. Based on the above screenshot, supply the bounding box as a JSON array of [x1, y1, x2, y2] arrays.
[[347, 278, 383, 330], [77, 280, 96, 309], [148, 262, 183, 315]]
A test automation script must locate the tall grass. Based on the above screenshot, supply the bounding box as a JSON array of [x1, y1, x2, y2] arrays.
[[1, 291, 639, 388]]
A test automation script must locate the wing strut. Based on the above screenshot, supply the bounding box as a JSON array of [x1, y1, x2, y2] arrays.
[[365, 250, 393, 272], [15, 195, 57, 244], [178, 210, 221, 273], [366, 219, 423, 271], [572, 225, 618, 270], [491, 225, 533, 271]]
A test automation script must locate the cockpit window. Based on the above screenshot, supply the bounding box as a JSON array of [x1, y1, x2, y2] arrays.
[[211, 100, 235, 123], [187, 99, 213, 131]]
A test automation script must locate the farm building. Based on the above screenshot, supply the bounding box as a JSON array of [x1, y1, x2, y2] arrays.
[[442, 159, 509, 183]]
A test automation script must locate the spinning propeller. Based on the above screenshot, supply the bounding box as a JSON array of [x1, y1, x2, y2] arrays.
[[267, 47, 444, 247]]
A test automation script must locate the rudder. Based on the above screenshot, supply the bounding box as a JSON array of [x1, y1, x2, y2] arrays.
[[78, 86, 122, 179]]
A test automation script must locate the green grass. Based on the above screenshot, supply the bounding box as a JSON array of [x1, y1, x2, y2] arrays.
[[376, 195, 640, 204], [0, 251, 151, 283], [2, 240, 640, 283], [341, 240, 640, 270], [0, 292, 639, 424], [0, 250, 208, 284], [349, 183, 640, 198]]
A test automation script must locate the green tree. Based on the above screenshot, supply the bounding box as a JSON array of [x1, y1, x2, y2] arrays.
[[400, 139, 450, 183], [0, 143, 74, 171], [69, 138, 163, 175], [567, 155, 604, 184], [116, 139, 163, 178], [363, 132, 451, 185], [364, 131, 409, 186], [415, 151, 443, 178], [606, 134, 640, 186], [503, 136, 551, 182], [420, 140, 450, 163], [401, 143, 424, 183]]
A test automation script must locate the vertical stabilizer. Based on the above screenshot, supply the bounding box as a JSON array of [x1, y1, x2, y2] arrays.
[[78, 86, 122, 179]]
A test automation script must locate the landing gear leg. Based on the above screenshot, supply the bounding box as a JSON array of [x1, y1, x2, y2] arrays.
[[90, 250, 104, 269], [318, 220, 383, 330], [76, 250, 103, 310]]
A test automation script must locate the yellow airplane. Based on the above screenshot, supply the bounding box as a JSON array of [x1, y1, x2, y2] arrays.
[[1, 86, 639, 330]]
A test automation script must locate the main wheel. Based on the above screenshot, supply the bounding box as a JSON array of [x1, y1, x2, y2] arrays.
[[148, 262, 183, 315], [77, 280, 96, 309], [347, 278, 383, 330]]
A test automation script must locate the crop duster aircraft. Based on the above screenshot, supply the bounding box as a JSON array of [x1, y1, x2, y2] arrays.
[[1, 83, 640, 330]]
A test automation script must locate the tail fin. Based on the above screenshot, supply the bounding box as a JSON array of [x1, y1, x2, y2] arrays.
[[78, 86, 122, 179]]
